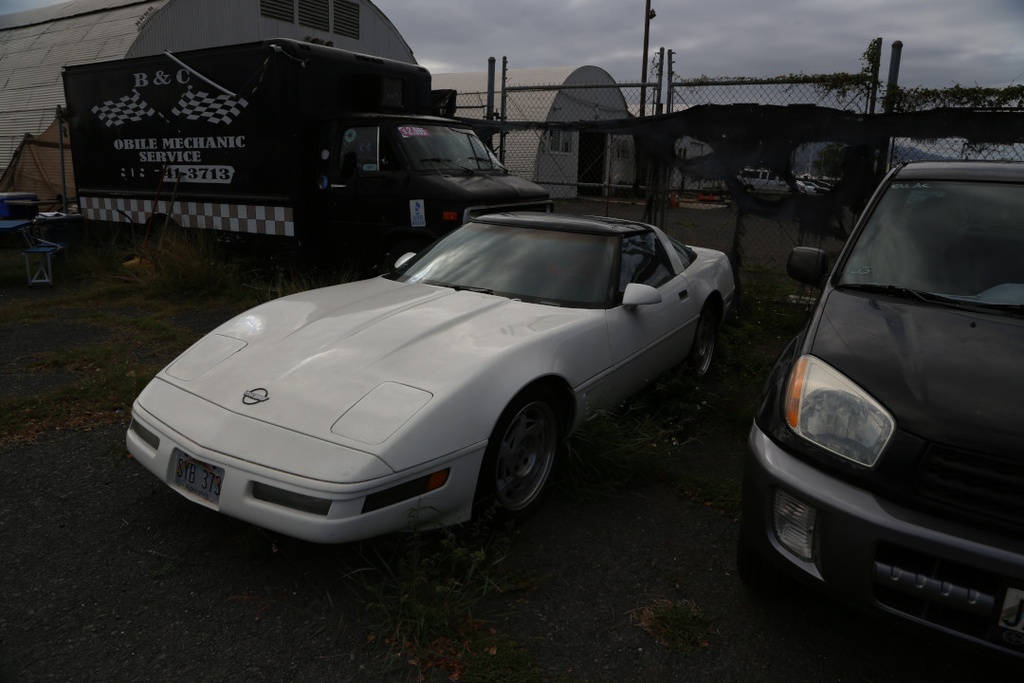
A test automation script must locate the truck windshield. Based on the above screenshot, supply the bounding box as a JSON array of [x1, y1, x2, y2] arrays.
[[839, 180, 1024, 306], [396, 124, 504, 173]]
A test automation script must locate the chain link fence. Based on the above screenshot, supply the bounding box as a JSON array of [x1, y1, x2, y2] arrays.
[[450, 50, 1023, 273]]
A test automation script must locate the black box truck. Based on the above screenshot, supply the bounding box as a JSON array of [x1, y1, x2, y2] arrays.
[[62, 38, 550, 265]]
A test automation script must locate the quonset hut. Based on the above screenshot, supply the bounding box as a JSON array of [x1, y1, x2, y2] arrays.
[[433, 66, 634, 199]]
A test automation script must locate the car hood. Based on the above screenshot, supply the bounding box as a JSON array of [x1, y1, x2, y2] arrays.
[[809, 289, 1024, 455], [151, 277, 604, 467]]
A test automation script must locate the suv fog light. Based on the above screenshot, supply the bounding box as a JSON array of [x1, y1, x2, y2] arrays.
[[772, 489, 818, 562]]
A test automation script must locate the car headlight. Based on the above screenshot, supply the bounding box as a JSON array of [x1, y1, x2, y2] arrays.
[[784, 355, 894, 467]]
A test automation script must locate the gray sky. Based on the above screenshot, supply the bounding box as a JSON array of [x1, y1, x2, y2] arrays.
[[4, 0, 1023, 88]]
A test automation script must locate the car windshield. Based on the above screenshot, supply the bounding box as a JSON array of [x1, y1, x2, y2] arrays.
[[392, 221, 618, 308], [396, 124, 504, 172], [839, 180, 1024, 307]]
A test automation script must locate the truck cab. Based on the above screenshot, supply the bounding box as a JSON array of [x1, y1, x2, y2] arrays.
[[313, 116, 550, 267]]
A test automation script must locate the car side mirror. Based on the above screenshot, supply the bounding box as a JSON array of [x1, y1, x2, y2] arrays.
[[622, 282, 662, 308], [787, 247, 829, 287], [393, 252, 416, 270]]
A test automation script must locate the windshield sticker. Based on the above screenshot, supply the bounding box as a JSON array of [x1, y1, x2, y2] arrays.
[[889, 182, 931, 190], [399, 126, 431, 138]]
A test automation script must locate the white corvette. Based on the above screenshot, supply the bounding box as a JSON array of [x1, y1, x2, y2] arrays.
[[126, 212, 735, 543]]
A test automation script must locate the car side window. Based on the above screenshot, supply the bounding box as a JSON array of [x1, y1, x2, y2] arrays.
[[670, 237, 696, 269], [618, 232, 674, 294]]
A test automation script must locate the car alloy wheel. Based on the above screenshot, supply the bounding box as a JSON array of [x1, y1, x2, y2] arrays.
[[478, 388, 560, 518], [689, 307, 717, 376]]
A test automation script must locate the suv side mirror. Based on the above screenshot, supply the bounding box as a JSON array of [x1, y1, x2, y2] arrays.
[[787, 247, 829, 287]]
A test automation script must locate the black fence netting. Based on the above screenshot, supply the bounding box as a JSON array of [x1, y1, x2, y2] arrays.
[[448, 51, 1023, 273]]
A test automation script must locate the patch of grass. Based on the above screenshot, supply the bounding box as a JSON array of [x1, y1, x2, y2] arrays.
[[342, 513, 522, 680], [633, 598, 716, 654], [0, 349, 156, 445], [563, 409, 678, 499], [673, 474, 743, 519], [114, 225, 249, 301]]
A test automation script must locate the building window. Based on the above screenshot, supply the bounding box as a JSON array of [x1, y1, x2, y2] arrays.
[[334, 0, 359, 39], [260, 0, 293, 22], [548, 130, 571, 154], [298, 0, 329, 31]]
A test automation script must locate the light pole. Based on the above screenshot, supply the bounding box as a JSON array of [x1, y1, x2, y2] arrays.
[[639, 0, 656, 117]]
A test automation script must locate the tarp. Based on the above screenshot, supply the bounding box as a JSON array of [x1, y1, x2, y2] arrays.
[[0, 116, 74, 212]]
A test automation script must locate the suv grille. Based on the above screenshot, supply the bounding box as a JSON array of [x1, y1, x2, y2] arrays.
[[916, 445, 1024, 530]]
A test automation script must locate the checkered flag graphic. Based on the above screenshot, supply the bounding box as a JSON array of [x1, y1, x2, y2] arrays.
[[172, 88, 248, 125], [91, 90, 156, 127]]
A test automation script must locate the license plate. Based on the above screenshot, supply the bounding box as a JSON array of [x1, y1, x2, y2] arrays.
[[173, 450, 224, 505]]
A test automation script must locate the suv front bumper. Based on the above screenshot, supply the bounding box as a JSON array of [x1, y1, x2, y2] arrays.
[[740, 422, 1024, 659]]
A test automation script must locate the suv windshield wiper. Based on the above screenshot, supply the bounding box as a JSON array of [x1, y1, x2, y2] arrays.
[[839, 283, 933, 302], [841, 283, 1024, 314]]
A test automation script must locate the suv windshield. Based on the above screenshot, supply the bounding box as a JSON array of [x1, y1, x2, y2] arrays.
[[839, 180, 1024, 306], [396, 124, 504, 172]]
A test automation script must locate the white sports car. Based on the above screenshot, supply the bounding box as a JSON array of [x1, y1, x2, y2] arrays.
[[126, 212, 735, 543]]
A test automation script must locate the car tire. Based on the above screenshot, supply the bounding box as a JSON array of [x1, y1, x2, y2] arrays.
[[474, 388, 561, 521], [688, 306, 718, 376]]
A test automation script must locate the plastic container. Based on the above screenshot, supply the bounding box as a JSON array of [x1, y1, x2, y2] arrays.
[[0, 192, 39, 219]]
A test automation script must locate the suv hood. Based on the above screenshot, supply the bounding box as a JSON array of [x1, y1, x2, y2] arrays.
[[809, 289, 1024, 455]]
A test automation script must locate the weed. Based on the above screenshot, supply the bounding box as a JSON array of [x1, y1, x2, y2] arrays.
[[563, 409, 677, 499], [633, 598, 716, 654], [341, 511, 517, 679]]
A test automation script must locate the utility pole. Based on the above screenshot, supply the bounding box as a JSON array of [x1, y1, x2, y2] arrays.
[[639, 0, 655, 117]]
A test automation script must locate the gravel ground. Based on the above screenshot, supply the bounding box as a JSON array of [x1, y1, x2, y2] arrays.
[[1, 206, 1021, 681]]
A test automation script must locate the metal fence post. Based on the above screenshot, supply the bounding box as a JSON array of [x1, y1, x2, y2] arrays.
[[882, 40, 904, 169]]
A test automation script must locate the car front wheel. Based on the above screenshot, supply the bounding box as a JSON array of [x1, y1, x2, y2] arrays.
[[475, 388, 560, 520]]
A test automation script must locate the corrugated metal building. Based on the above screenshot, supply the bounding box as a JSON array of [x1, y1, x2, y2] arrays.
[[434, 66, 634, 199], [0, 0, 416, 186]]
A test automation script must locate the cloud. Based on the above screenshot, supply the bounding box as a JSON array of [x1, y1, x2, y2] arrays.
[[375, 0, 1024, 88]]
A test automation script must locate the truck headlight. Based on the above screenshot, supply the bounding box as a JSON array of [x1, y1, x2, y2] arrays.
[[784, 355, 894, 467]]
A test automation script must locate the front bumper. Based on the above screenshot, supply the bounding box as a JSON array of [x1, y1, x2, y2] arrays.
[[740, 422, 1024, 659], [125, 392, 484, 544]]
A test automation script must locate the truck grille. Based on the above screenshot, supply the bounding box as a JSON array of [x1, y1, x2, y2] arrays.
[[915, 445, 1024, 530]]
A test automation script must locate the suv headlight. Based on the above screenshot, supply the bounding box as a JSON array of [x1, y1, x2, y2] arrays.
[[784, 355, 894, 467]]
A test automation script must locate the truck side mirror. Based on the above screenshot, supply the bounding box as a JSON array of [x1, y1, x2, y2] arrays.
[[787, 246, 830, 287]]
